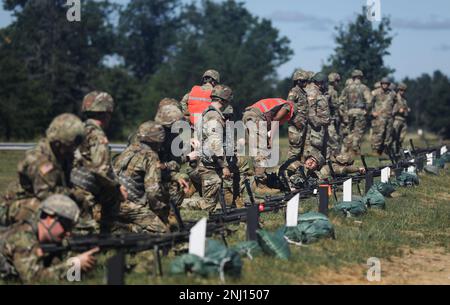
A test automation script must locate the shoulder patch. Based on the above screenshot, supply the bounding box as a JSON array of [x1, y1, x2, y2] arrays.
[[39, 162, 54, 176]]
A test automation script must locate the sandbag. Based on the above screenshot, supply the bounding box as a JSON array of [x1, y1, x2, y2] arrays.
[[256, 229, 291, 260], [283, 212, 335, 244], [170, 239, 242, 278], [332, 200, 367, 217], [394, 172, 419, 187], [362, 188, 386, 209], [372, 181, 397, 197]]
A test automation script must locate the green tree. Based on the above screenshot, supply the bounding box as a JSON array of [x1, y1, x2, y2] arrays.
[[147, 0, 293, 116], [323, 6, 394, 87], [117, 0, 181, 79]]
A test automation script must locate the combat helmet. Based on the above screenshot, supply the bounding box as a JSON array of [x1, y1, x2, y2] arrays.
[[293, 69, 310, 82], [312, 72, 327, 84], [380, 77, 391, 84], [46, 113, 85, 146], [351, 70, 364, 78], [155, 104, 184, 127], [202, 70, 220, 83], [306, 152, 325, 169], [397, 83, 407, 90], [81, 91, 114, 113], [158, 98, 180, 109], [41, 194, 80, 224], [328, 72, 341, 83], [136, 121, 165, 144], [211, 85, 233, 103]]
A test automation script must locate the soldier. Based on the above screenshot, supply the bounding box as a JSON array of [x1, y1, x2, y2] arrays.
[[304, 72, 331, 159], [0, 195, 98, 283], [392, 83, 410, 153], [180, 69, 220, 125], [285, 153, 325, 190], [328, 72, 344, 154], [73, 91, 125, 233], [195, 85, 234, 212], [113, 121, 170, 233], [242, 97, 294, 188], [371, 77, 397, 155], [318, 152, 366, 179], [286, 69, 310, 159], [154, 101, 192, 226], [0, 114, 85, 226], [339, 69, 372, 155]]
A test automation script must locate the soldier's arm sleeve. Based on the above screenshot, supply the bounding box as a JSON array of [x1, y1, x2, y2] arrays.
[[364, 86, 374, 113], [29, 160, 69, 200], [144, 155, 165, 207], [87, 130, 111, 175], [203, 116, 227, 168], [180, 93, 190, 118]]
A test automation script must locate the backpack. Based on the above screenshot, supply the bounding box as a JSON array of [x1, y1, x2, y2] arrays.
[[394, 172, 419, 187], [256, 228, 291, 260], [372, 181, 397, 197]]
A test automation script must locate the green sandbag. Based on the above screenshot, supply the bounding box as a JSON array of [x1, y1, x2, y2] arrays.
[[372, 181, 397, 197], [170, 239, 242, 278], [362, 188, 386, 209], [232, 241, 262, 259], [283, 212, 335, 244], [332, 200, 367, 217], [424, 165, 439, 175], [394, 172, 420, 187], [442, 152, 450, 163], [435, 157, 446, 169], [256, 229, 291, 260]]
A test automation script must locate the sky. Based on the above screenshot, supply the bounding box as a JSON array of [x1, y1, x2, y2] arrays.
[[1, 0, 449, 80]]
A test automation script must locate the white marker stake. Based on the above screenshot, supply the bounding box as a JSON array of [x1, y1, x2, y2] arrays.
[[426, 153, 433, 166], [407, 165, 416, 174], [189, 217, 207, 258], [441, 146, 448, 155], [286, 193, 300, 227], [381, 167, 390, 183], [343, 178, 352, 202]]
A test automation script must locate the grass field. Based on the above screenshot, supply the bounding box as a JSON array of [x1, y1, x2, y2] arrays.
[[0, 133, 449, 284]]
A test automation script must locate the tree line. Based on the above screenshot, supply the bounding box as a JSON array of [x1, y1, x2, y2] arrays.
[[0, 1, 449, 140]]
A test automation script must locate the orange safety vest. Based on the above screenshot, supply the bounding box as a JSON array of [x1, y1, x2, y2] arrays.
[[250, 98, 294, 125], [187, 86, 213, 125]]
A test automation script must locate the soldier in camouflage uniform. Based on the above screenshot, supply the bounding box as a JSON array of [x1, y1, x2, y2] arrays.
[[180, 70, 220, 122], [0, 195, 98, 283], [327, 72, 344, 155], [154, 101, 192, 226], [339, 70, 372, 155], [0, 114, 85, 226], [371, 77, 397, 155], [304, 72, 331, 159], [285, 152, 325, 190], [392, 83, 410, 153], [318, 152, 366, 179], [113, 122, 170, 233], [195, 85, 234, 212], [72, 91, 124, 233], [286, 69, 310, 159]]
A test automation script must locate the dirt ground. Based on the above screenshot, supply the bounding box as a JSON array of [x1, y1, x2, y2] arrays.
[[310, 247, 450, 284]]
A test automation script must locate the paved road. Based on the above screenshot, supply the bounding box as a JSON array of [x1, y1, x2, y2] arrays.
[[0, 143, 127, 153]]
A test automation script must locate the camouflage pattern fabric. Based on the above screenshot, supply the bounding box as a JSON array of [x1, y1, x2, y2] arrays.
[[371, 88, 397, 153], [286, 85, 309, 158]]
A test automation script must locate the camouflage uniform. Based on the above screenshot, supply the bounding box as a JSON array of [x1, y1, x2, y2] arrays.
[[285, 153, 325, 189], [0, 195, 80, 283], [287, 70, 310, 158], [318, 152, 361, 179], [339, 70, 372, 154], [195, 85, 233, 212], [304, 75, 331, 159], [371, 80, 397, 153], [73, 91, 119, 233], [0, 114, 84, 226], [327, 73, 343, 155], [113, 122, 169, 233], [392, 83, 409, 153]]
